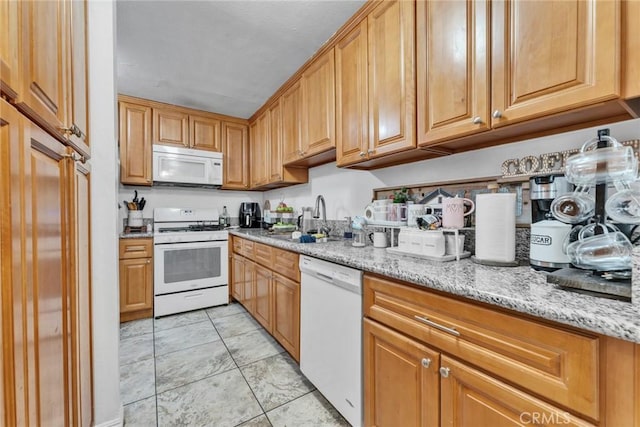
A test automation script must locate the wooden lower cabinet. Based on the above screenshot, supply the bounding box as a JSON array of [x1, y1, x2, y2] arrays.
[[253, 264, 273, 330], [364, 318, 439, 427], [364, 273, 640, 426], [231, 237, 300, 361], [119, 238, 153, 322], [272, 273, 300, 361]]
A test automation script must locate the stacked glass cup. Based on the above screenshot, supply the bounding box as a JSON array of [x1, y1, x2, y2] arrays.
[[551, 136, 638, 271]]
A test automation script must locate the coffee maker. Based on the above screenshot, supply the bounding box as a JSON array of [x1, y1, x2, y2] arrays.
[[529, 175, 573, 271], [239, 202, 261, 228]]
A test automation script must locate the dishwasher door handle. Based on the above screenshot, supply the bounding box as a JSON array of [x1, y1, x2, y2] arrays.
[[314, 272, 334, 282]]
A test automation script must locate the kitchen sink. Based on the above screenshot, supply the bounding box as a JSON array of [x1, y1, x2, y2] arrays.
[[267, 234, 343, 243]]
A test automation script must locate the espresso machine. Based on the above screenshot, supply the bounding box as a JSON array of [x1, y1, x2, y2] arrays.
[[239, 202, 261, 228], [529, 175, 573, 271]]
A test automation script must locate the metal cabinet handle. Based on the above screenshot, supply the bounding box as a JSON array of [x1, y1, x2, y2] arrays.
[[439, 367, 450, 378], [421, 358, 431, 368], [472, 116, 483, 124], [492, 110, 503, 119], [414, 315, 460, 336], [60, 124, 83, 138], [367, 149, 374, 154], [359, 151, 366, 157], [63, 151, 86, 164]]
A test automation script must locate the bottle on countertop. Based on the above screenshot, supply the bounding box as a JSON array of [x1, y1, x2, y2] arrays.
[[220, 206, 229, 227]]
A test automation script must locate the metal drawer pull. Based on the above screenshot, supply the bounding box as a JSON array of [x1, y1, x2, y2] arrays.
[[421, 358, 431, 368], [414, 315, 460, 337], [439, 367, 450, 378]]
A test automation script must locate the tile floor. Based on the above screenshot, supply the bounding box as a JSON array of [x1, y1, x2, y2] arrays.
[[120, 302, 350, 426]]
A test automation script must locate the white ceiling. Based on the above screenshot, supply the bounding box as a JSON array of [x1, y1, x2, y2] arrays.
[[116, 0, 366, 119]]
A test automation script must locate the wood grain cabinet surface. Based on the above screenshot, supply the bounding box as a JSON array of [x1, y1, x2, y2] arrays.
[[1, 98, 93, 426], [363, 273, 640, 426], [418, 0, 630, 152], [250, 111, 270, 188], [153, 108, 190, 148], [222, 121, 250, 190], [190, 114, 221, 152], [231, 237, 301, 361], [281, 81, 304, 165], [119, 100, 153, 186], [119, 238, 153, 322]]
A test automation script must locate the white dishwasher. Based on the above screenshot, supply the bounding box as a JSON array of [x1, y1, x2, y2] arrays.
[[299, 255, 363, 427]]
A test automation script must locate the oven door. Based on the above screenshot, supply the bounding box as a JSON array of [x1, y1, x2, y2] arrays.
[[154, 240, 228, 295]]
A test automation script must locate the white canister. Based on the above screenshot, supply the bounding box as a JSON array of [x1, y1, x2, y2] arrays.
[[398, 228, 412, 251], [128, 211, 144, 227], [529, 220, 572, 268], [421, 230, 445, 257], [475, 193, 516, 262]]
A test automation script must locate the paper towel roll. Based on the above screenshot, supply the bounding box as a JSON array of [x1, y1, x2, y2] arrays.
[[475, 193, 516, 262]]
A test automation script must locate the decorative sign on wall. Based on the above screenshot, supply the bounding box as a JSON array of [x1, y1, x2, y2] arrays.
[[501, 139, 640, 178]]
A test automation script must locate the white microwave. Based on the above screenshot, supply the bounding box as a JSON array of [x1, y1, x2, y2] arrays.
[[153, 144, 223, 187]]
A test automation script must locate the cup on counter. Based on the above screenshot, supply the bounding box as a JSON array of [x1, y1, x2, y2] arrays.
[[445, 234, 466, 255], [369, 231, 388, 248]]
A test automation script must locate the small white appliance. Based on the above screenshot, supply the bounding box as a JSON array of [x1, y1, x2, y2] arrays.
[[153, 208, 228, 317], [153, 144, 223, 187], [299, 256, 363, 427], [530, 220, 572, 268]]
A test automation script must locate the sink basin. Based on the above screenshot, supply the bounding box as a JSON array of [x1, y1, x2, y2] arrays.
[[267, 234, 343, 243]]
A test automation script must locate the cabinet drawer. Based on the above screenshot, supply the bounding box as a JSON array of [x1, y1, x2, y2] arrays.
[[254, 242, 273, 267], [119, 238, 153, 259], [272, 247, 299, 281], [232, 236, 243, 254], [364, 274, 599, 420], [242, 239, 255, 259]]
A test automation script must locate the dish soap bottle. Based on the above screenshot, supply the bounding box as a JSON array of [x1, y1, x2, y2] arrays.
[[220, 206, 229, 227]]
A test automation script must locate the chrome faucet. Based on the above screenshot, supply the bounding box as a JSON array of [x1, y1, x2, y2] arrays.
[[313, 195, 331, 235]]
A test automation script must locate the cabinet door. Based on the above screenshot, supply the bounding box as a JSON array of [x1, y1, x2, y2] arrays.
[[119, 257, 153, 320], [301, 49, 335, 157], [491, 0, 620, 127], [417, 0, 490, 146], [253, 264, 273, 331], [69, 159, 92, 427], [440, 356, 593, 427], [153, 108, 189, 148], [272, 273, 300, 361], [364, 319, 440, 427], [250, 112, 269, 188], [367, 0, 415, 157], [66, 0, 88, 149], [243, 260, 255, 314], [119, 101, 152, 186], [190, 114, 221, 152], [335, 20, 369, 167], [222, 121, 250, 189], [268, 102, 283, 182], [231, 254, 244, 302], [281, 81, 303, 165], [17, 0, 68, 135], [0, 0, 20, 99]]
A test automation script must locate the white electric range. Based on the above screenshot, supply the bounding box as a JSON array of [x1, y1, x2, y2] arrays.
[[153, 208, 229, 317]]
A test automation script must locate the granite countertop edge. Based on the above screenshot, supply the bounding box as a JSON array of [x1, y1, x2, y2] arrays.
[[231, 229, 640, 344], [119, 232, 155, 239]]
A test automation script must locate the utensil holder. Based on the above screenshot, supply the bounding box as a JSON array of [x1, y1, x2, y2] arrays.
[[128, 211, 143, 227]]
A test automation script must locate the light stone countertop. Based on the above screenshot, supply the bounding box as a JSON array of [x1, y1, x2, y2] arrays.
[[119, 232, 154, 239], [231, 229, 640, 344]]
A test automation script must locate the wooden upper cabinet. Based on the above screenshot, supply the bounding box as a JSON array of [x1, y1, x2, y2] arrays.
[[491, 0, 620, 128], [268, 102, 283, 182], [190, 114, 221, 152], [250, 112, 269, 188], [119, 101, 152, 186], [17, 0, 68, 136], [282, 81, 303, 165], [222, 121, 250, 190], [0, 0, 20, 99], [153, 108, 189, 147], [67, 0, 88, 148], [301, 48, 336, 157], [417, 0, 490, 146], [336, 20, 369, 167], [367, 0, 415, 157], [623, 0, 640, 98]]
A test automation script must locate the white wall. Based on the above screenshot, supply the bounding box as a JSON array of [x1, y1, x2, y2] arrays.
[[88, 1, 122, 426], [117, 186, 262, 230], [265, 118, 640, 219]]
